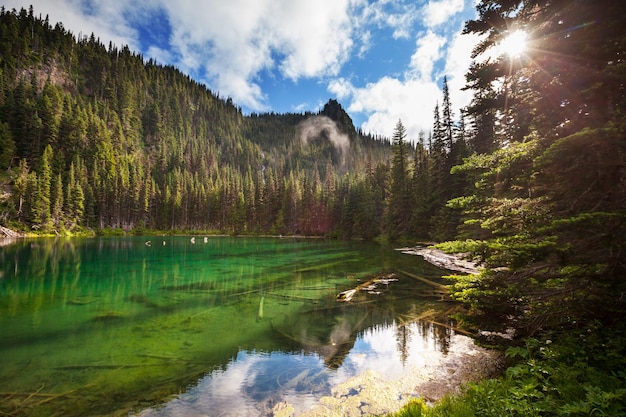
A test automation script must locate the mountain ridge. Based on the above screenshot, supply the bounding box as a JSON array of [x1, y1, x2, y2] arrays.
[[0, 6, 392, 236]]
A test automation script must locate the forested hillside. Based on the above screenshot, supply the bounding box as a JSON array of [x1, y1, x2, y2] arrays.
[[0, 6, 396, 238]]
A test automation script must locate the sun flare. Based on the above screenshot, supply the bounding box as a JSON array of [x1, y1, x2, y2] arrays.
[[500, 30, 528, 58]]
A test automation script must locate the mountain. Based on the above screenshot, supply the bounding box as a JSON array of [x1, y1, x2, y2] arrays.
[[0, 6, 392, 237]]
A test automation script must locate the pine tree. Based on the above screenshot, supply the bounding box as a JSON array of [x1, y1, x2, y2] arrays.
[[31, 144, 53, 230], [0, 121, 15, 168], [445, 0, 626, 333], [51, 173, 64, 229], [66, 160, 84, 227], [441, 76, 454, 151], [0, 7, 394, 237], [13, 158, 29, 219], [387, 120, 412, 240], [411, 132, 432, 238]]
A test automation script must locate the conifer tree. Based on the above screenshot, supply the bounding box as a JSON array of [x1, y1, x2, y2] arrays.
[[13, 158, 29, 218], [0, 121, 15, 169], [441, 76, 454, 151], [0, 6, 394, 238], [387, 119, 411, 240], [31, 144, 53, 230], [411, 132, 432, 238], [51, 173, 64, 229], [445, 0, 626, 332], [66, 160, 84, 227]]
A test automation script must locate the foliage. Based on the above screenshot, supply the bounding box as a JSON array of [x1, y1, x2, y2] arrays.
[[0, 121, 15, 169], [386, 120, 412, 240], [390, 399, 429, 417], [391, 323, 626, 417], [2, 2, 626, 416], [0, 6, 473, 243], [441, 0, 626, 335], [0, 6, 396, 238]]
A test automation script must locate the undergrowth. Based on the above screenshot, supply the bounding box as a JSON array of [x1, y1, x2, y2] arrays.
[[391, 321, 626, 417]]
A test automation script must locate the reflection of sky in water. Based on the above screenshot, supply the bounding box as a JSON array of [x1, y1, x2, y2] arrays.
[[137, 321, 456, 417]]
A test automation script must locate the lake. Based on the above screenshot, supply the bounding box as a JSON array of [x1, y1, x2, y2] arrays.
[[0, 236, 481, 416]]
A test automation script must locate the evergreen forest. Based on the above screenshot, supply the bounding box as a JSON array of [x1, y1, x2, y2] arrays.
[[1, 1, 626, 415]]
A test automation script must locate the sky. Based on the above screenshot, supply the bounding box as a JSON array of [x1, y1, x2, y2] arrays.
[[4, 0, 482, 140]]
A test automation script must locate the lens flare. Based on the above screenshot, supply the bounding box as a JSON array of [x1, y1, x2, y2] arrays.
[[500, 30, 528, 58]]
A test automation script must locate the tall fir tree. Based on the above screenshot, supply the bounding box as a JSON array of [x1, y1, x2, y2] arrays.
[[445, 0, 626, 333], [386, 119, 412, 240]]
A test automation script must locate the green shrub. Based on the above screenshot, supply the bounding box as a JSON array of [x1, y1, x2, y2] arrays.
[[390, 322, 626, 417]]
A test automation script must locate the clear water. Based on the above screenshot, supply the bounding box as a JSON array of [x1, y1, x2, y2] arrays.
[[0, 236, 457, 416]]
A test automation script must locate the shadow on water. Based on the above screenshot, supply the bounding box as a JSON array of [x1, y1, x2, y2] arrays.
[[0, 236, 459, 417]]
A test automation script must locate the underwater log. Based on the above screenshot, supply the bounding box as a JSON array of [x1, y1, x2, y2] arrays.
[[257, 296, 264, 321]]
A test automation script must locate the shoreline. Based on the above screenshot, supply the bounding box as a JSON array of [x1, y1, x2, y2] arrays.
[[273, 247, 496, 417]]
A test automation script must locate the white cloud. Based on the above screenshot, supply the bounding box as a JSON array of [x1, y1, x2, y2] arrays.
[[10, 0, 361, 111], [357, 30, 373, 58], [409, 31, 446, 81], [339, 76, 441, 140], [145, 46, 172, 65], [423, 0, 466, 28], [156, 0, 359, 110], [328, 78, 355, 100], [338, 29, 476, 141], [386, 8, 419, 39], [326, 0, 478, 140], [355, 0, 419, 40], [273, 1, 354, 80], [443, 30, 483, 118]]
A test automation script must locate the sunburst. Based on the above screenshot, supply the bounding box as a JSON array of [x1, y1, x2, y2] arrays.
[[499, 30, 528, 58]]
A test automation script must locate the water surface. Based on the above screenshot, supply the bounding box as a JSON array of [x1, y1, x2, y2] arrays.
[[0, 236, 460, 416]]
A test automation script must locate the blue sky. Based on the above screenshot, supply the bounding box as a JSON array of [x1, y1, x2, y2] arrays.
[[4, 0, 482, 140]]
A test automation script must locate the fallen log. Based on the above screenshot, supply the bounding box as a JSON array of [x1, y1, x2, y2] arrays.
[[398, 270, 448, 292], [399, 247, 480, 275], [398, 311, 476, 337], [428, 320, 476, 337], [0, 226, 21, 238], [336, 280, 376, 302]]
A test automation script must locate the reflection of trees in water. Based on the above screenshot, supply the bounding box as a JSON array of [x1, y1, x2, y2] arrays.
[[1, 238, 462, 417], [272, 292, 456, 369], [396, 324, 411, 365], [414, 319, 452, 355], [271, 303, 367, 369], [1, 238, 81, 315], [395, 319, 454, 364], [433, 321, 452, 354]]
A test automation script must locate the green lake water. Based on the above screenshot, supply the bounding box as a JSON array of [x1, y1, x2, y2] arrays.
[[0, 236, 460, 416]]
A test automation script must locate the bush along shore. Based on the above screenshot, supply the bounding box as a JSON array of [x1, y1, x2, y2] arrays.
[[390, 320, 626, 417], [390, 245, 626, 417]]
